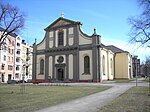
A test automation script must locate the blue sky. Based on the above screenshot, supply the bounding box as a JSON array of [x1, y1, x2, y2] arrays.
[[1, 0, 149, 61]]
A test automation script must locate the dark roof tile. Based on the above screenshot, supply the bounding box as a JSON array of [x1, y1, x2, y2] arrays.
[[105, 45, 128, 53]]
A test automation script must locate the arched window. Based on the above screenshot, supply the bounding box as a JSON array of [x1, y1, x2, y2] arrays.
[[40, 59, 44, 74], [102, 55, 105, 75], [58, 30, 64, 46], [84, 56, 90, 74]]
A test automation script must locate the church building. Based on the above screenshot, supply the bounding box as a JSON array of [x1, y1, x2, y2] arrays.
[[32, 17, 133, 83]]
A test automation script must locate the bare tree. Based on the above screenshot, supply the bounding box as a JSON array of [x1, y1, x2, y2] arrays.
[[0, 3, 25, 46], [128, 0, 150, 46]]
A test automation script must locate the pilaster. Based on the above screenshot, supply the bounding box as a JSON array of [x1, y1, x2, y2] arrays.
[[52, 56, 55, 79], [32, 43, 37, 80], [73, 51, 79, 81], [66, 54, 69, 80], [45, 54, 49, 80]]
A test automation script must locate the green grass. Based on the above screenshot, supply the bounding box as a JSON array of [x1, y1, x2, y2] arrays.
[[99, 86, 150, 112], [143, 78, 150, 82], [0, 84, 111, 112], [107, 79, 133, 83]]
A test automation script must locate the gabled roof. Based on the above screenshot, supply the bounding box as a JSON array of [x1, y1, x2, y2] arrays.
[[105, 45, 128, 53], [45, 17, 81, 30], [101, 43, 107, 49], [0, 26, 17, 37]]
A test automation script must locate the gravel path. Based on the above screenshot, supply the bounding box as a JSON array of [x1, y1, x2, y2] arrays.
[[35, 84, 133, 112]]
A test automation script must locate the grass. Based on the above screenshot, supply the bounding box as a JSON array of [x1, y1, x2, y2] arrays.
[[0, 84, 111, 112], [107, 79, 133, 83], [99, 86, 150, 112], [143, 77, 150, 82]]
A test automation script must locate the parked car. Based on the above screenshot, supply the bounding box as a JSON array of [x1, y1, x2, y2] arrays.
[[17, 80, 26, 83], [7, 80, 17, 84], [27, 79, 32, 83]]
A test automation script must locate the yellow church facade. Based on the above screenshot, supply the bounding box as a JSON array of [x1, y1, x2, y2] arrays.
[[32, 17, 133, 83]]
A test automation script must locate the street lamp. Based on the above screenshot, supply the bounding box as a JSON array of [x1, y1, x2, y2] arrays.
[[134, 56, 138, 87]]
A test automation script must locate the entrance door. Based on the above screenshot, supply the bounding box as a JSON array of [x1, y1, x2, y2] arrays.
[[8, 74, 12, 80], [2, 74, 4, 82], [58, 68, 64, 81]]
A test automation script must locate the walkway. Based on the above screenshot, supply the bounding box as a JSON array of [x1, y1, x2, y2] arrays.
[[35, 84, 133, 112]]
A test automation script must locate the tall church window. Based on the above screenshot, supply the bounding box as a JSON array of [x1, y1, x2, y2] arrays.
[[102, 55, 105, 75], [40, 59, 44, 74], [58, 30, 64, 46], [84, 56, 90, 74]]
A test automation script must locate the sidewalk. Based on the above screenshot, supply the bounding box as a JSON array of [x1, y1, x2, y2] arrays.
[[35, 84, 133, 112]]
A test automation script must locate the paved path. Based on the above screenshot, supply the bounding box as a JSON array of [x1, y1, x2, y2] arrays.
[[35, 84, 133, 112]]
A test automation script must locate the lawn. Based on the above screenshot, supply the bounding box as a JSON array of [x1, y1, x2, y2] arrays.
[[104, 79, 133, 83], [143, 77, 150, 82], [114, 79, 133, 83], [0, 84, 111, 112], [99, 86, 150, 112]]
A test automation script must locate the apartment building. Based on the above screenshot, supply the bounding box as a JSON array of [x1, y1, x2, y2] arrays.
[[21, 40, 33, 81], [0, 27, 33, 83], [6, 33, 16, 81], [0, 27, 16, 82], [14, 36, 22, 81]]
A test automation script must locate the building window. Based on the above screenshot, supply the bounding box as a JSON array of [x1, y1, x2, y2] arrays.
[[40, 59, 44, 74], [8, 56, 10, 62], [4, 55, 6, 61], [102, 55, 105, 75], [12, 49, 13, 54], [84, 56, 90, 74], [16, 66, 19, 71], [8, 65, 13, 70], [58, 30, 64, 46], [9, 39, 11, 44], [17, 43, 20, 47], [15, 73, 19, 78], [16, 57, 20, 62], [4, 46, 7, 51], [16, 50, 20, 54], [8, 48, 11, 53], [1, 64, 5, 70]]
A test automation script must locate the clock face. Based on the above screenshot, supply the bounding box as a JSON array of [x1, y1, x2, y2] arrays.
[[57, 56, 64, 63]]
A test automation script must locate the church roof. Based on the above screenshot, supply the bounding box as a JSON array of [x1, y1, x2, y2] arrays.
[[45, 17, 81, 31], [105, 45, 128, 53]]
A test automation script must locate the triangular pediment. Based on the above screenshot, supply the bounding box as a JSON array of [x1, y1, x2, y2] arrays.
[[45, 17, 81, 30], [51, 19, 71, 28]]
